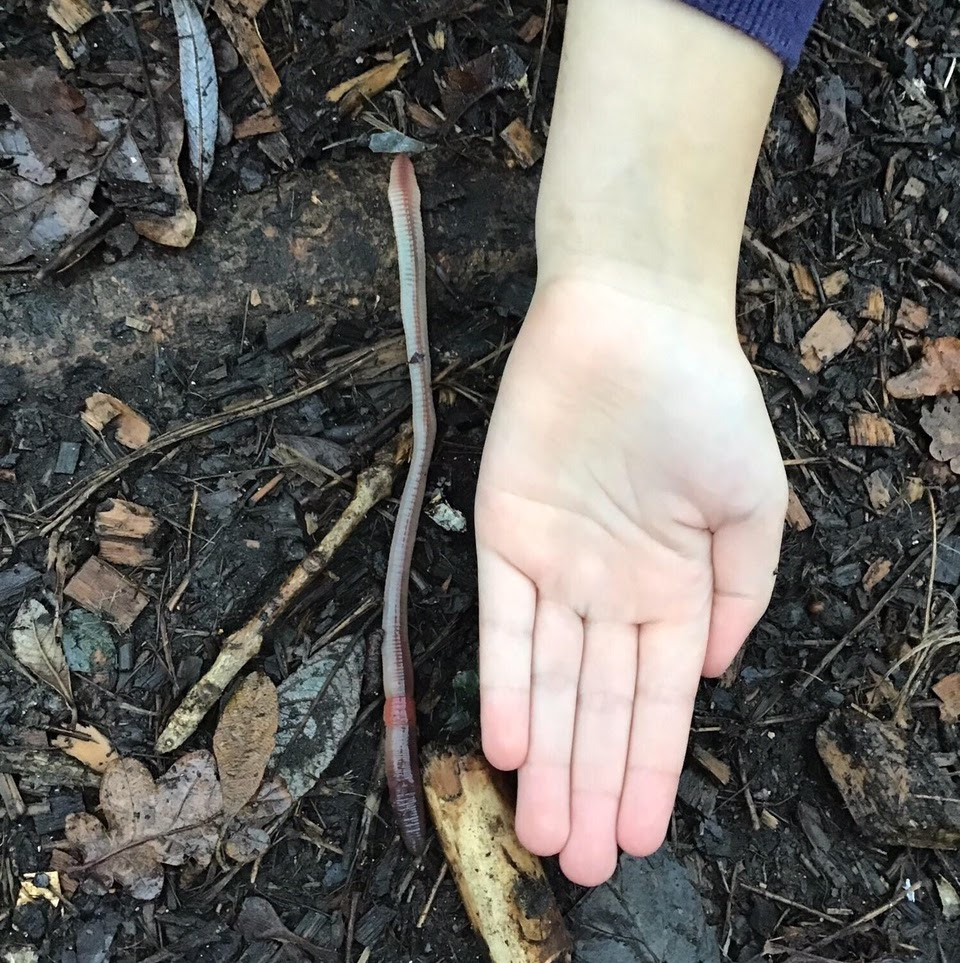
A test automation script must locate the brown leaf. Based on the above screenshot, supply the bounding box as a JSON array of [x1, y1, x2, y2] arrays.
[[214, 672, 279, 817], [81, 392, 151, 449], [886, 337, 960, 398], [933, 674, 960, 724], [52, 723, 118, 774], [222, 777, 293, 864], [0, 62, 100, 170], [326, 51, 411, 117], [920, 396, 960, 474], [10, 598, 73, 707], [64, 752, 222, 899]]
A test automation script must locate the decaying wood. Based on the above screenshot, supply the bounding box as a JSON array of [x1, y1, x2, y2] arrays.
[[816, 707, 960, 848], [154, 431, 405, 754], [423, 751, 573, 963], [95, 498, 160, 567], [64, 556, 150, 632], [0, 747, 100, 789]]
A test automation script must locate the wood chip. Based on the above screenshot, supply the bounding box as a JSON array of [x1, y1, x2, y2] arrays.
[[95, 498, 159, 567], [794, 91, 818, 133], [933, 674, 960, 724], [786, 488, 813, 531], [691, 746, 732, 785], [64, 556, 150, 632], [234, 107, 282, 139], [860, 286, 885, 321], [865, 470, 892, 512], [799, 309, 855, 372], [904, 476, 925, 503], [821, 270, 849, 297], [862, 558, 892, 592], [211, 0, 281, 104], [499, 118, 543, 168], [902, 176, 926, 200], [895, 297, 930, 333], [51, 723, 118, 773], [423, 751, 572, 963], [46, 0, 97, 33], [517, 14, 544, 42], [817, 707, 960, 848], [791, 263, 818, 301], [325, 51, 411, 117], [81, 392, 151, 449], [848, 411, 896, 447]]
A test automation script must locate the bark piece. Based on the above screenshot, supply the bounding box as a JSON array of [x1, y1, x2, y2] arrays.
[[786, 488, 812, 531], [95, 498, 160, 567], [500, 118, 543, 168], [64, 557, 150, 632], [423, 751, 572, 963], [816, 707, 960, 848], [799, 309, 855, 372], [848, 411, 895, 447]]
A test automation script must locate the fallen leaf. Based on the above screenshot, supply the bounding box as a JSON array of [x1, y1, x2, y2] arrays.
[[896, 298, 930, 333], [64, 752, 222, 899], [813, 74, 849, 174], [0, 125, 57, 184], [81, 392, 151, 449], [214, 671, 279, 817], [936, 875, 960, 921], [268, 635, 363, 799], [0, 62, 99, 170], [326, 51, 411, 117], [886, 338, 960, 398], [222, 777, 292, 863], [0, 171, 97, 266], [52, 723, 118, 773], [10, 598, 73, 707], [933, 674, 960, 724], [799, 309, 855, 373], [236, 897, 333, 959], [171, 0, 219, 187], [848, 411, 895, 447], [920, 396, 960, 474]]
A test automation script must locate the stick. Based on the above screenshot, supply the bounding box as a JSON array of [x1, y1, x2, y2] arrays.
[[154, 431, 404, 754]]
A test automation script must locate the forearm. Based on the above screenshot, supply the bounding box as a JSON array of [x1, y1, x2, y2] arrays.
[[535, 0, 783, 313]]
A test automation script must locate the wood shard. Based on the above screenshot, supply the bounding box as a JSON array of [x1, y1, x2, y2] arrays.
[[64, 556, 150, 632], [791, 263, 818, 301], [211, 0, 281, 104], [799, 309, 855, 373], [785, 488, 812, 531], [794, 91, 818, 133], [499, 118, 543, 168], [691, 746, 732, 785], [81, 392, 151, 449], [423, 752, 573, 963], [517, 14, 544, 42], [325, 51, 411, 117], [816, 707, 960, 849], [234, 107, 282, 139], [46, 0, 97, 33], [895, 297, 930, 333], [848, 411, 896, 447], [95, 498, 160, 567], [860, 286, 885, 321], [821, 269, 849, 297]]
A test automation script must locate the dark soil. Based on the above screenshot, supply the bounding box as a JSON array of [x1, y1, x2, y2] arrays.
[[2, 1, 960, 961]]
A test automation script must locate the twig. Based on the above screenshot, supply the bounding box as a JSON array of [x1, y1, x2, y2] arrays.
[[739, 882, 846, 926], [417, 861, 448, 928], [526, 0, 553, 128], [154, 430, 404, 753], [27, 347, 378, 539]]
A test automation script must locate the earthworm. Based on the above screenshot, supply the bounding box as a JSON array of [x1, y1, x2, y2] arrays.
[[382, 154, 436, 853]]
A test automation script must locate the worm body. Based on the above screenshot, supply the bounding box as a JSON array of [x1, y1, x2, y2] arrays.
[[382, 155, 435, 853]]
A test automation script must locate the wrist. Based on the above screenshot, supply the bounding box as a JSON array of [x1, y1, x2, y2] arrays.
[[535, 0, 782, 311]]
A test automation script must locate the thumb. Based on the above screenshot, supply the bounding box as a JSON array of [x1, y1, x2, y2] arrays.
[[702, 504, 786, 678]]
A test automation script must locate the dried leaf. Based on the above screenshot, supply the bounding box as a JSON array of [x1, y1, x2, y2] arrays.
[[0, 62, 99, 170], [0, 171, 97, 266], [64, 752, 222, 899], [81, 392, 151, 449], [933, 674, 960, 725], [10, 598, 73, 706], [222, 778, 293, 863], [171, 0, 219, 186], [214, 671, 279, 817], [52, 723, 118, 773], [326, 51, 411, 117], [936, 875, 960, 921], [887, 338, 960, 398], [268, 635, 363, 799], [920, 396, 960, 474]]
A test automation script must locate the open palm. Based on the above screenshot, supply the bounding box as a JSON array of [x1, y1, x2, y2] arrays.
[[475, 277, 788, 886]]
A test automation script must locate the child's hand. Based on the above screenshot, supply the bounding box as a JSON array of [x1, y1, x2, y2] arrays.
[[475, 276, 787, 886]]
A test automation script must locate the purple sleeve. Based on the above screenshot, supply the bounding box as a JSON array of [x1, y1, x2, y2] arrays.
[[681, 0, 824, 69]]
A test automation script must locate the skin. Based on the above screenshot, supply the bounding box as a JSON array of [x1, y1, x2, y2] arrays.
[[475, 0, 789, 886]]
